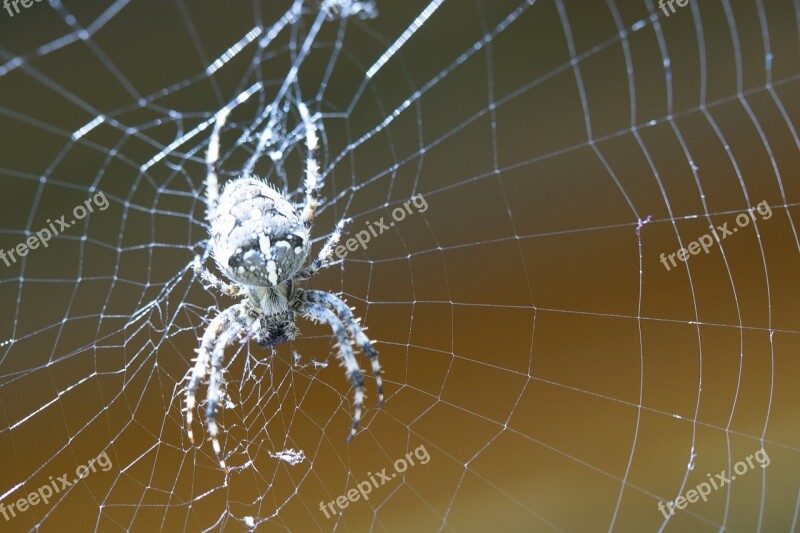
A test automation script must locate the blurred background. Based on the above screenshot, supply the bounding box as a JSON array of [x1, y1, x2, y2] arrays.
[[0, 0, 799, 531]]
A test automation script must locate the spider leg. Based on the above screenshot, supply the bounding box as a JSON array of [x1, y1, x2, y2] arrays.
[[297, 300, 365, 442], [205, 309, 255, 471], [297, 102, 320, 229], [185, 305, 238, 445], [205, 107, 229, 225], [186, 303, 256, 471], [296, 218, 348, 280], [193, 259, 242, 297], [205, 86, 261, 224], [301, 289, 383, 407]]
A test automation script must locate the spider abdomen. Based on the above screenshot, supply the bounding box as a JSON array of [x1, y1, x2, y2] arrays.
[[211, 177, 310, 287]]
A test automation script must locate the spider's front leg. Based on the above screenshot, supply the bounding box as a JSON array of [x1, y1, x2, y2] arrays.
[[302, 289, 383, 407], [296, 299, 366, 442], [186, 305, 238, 444], [205, 312, 252, 471], [186, 303, 256, 471]]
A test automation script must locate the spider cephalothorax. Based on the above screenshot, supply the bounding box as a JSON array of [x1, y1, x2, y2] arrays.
[[186, 100, 383, 470]]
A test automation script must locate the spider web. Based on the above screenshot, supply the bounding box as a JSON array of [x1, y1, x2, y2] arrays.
[[1, 0, 799, 530]]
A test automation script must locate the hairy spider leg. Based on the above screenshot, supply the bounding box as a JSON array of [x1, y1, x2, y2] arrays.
[[296, 218, 348, 280], [204, 86, 261, 225], [298, 102, 321, 229], [297, 300, 366, 441], [185, 303, 257, 471], [302, 289, 383, 407], [205, 311, 256, 471], [186, 305, 238, 444], [193, 259, 241, 297]]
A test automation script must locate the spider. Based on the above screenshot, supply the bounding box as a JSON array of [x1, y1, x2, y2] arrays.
[[186, 97, 383, 470]]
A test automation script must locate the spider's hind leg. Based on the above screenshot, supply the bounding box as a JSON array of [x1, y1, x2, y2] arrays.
[[205, 107, 232, 226], [297, 102, 321, 229], [204, 86, 261, 225]]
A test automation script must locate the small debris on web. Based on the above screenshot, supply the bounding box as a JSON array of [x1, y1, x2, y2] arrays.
[[321, 0, 378, 20], [269, 448, 306, 465], [635, 215, 653, 236], [222, 391, 236, 410], [293, 351, 329, 369]]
